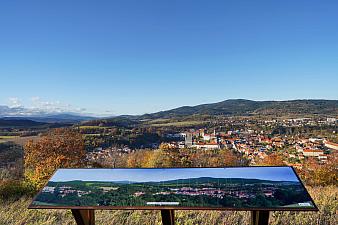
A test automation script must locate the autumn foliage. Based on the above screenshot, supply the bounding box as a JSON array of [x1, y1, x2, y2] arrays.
[[299, 155, 338, 186], [257, 153, 285, 166], [24, 128, 86, 188], [126, 148, 246, 168]]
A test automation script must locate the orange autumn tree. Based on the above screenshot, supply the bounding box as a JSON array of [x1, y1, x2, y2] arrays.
[[257, 153, 285, 166], [24, 128, 86, 188], [300, 156, 337, 186]]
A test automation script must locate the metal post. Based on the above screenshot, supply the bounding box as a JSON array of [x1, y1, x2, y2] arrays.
[[71, 209, 95, 225], [250, 210, 270, 225], [161, 209, 175, 225]]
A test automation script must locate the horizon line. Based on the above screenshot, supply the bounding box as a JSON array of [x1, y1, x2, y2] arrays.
[[1, 98, 337, 118]]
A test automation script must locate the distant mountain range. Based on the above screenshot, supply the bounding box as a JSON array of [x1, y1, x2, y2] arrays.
[[0, 115, 95, 124], [0, 118, 75, 128], [1, 99, 337, 124], [48, 177, 298, 185], [143, 177, 298, 185], [0, 118, 47, 127], [135, 99, 338, 119], [15, 114, 95, 123], [0, 105, 96, 123]]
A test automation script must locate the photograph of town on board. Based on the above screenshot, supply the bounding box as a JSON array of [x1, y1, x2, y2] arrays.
[[30, 167, 316, 209]]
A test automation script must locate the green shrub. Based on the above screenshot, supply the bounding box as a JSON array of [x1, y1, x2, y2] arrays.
[[0, 180, 36, 201]]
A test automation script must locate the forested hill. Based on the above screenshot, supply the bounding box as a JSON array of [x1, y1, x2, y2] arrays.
[[144, 177, 297, 185], [0, 118, 71, 128], [138, 99, 338, 119], [0, 118, 46, 127]]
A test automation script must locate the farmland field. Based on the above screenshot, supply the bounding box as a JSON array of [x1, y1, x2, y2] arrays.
[[149, 120, 208, 127]]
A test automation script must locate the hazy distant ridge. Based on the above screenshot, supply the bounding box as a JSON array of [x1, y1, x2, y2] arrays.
[[1, 99, 337, 124], [48, 177, 298, 185]]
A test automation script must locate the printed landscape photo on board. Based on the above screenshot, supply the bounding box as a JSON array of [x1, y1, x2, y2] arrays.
[[30, 167, 316, 209]]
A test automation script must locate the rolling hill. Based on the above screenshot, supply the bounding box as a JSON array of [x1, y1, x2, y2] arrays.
[[0, 118, 45, 127], [137, 99, 338, 119], [79, 99, 337, 127], [0, 118, 72, 128]]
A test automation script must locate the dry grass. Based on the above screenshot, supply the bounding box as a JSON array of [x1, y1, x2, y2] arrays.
[[0, 136, 19, 143], [149, 121, 207, 127], [0, 186, 337, 225], [5, 136, 40, 146]]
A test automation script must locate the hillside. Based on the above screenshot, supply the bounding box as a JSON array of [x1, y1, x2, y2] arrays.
[[79, 99, 338, 127], [0, 118, 48, 128], [0, 114, 95, 124], [0, 118, 71, 128], [138, 99, 338, 119], [81, 116, 140, 127]]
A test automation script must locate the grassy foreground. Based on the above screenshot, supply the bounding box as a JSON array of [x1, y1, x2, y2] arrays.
[[0, 186, 337, 225]]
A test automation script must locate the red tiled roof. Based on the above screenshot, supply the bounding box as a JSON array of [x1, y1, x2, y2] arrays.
[[325, 141, 338, 147], [303, 149, 323, 153]]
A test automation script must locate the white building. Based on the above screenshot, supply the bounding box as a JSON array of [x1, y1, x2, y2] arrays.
[[327, 118, 337, 123], [324, 141, 338, 150], [194, 143, 220, 150], [303, 149, 324, 157]]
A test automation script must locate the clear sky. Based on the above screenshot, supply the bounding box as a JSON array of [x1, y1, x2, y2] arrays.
[[0, 0, 337, 115], [50, 167, 299, 182]]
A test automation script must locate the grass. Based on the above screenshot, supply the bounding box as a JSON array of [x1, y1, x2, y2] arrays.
[[83, 134, 103, 137], [3, 136, 40, 146], [0, 136, 19, 143], [145, 118, 172, 124], [149, 120, 208, 127], [0, 186, 337, 225], [79, 126, 110, 129], [0, 136, 19, 139]]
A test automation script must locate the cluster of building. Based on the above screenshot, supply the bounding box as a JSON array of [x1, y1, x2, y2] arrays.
[[237, 134, 335, 165], [169, 187, 225, 198], [42, 186, 91, 197], [142, 186, 277, 199], [288, 139, 337, 166], [263, 117, 337, 127], [84, 116, 336, 169], [159, 124, 337, 166], [184, 129, 221, 149], [86, 145, 132, 163]]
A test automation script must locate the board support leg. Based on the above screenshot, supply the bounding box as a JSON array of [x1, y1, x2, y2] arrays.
[[161, 209, 175, 225], [250, 210, 269, 225], [71, 209, 95, 225]]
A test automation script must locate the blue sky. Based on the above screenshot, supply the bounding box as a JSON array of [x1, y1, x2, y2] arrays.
[[51, 167, 299, 182], [0, 0, 337, 115]]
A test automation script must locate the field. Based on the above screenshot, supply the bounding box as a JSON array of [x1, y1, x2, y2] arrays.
[[148, 120, 208, 127], [0, 136, 39, 145], [79, 126, 109, 129], [0, 136, 19, 143]]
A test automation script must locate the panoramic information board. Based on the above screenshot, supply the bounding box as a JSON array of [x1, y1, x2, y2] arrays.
[[29, 167, 317, 210]]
